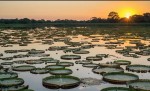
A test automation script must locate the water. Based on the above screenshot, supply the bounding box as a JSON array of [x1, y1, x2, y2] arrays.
[[50, 69, 71, 74], [93, 67, 123, 73], [0, 27, 150, 91]]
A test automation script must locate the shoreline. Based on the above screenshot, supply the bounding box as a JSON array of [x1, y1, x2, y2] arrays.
[[0, 23, 150, 29]]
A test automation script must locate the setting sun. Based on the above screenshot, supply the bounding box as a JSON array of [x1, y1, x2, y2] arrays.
[[119, 8, 136, 19], [125, 12, 131, 18]]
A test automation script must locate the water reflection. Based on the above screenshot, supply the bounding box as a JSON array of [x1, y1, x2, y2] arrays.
[[0, 27, 149, 91]]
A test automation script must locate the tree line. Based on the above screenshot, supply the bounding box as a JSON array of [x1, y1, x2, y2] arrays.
[[0, 12, 150, 24]]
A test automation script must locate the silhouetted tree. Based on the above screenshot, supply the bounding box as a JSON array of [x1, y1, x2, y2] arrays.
[[89, 17, 102, 23], [37, 19, 45, 23], [130, 15, 145, 23], [143, 13, 150, 23], [119, 17, 128, 23], [30, 19, 36, 23], [107, 11, 120, 23], [19, 18, 31, 24]]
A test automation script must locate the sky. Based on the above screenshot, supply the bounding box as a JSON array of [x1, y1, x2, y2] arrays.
[[0, 1, 150, 20]]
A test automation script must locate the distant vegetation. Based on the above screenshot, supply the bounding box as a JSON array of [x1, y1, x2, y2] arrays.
[[0, 12, 150, 28], [0, 12, 150, 24]]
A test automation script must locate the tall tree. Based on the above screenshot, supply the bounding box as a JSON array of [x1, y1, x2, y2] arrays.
[[107, 11, 120, 23]]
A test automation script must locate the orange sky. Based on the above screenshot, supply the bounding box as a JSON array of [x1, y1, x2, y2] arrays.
[[0, 1, 150, 20]]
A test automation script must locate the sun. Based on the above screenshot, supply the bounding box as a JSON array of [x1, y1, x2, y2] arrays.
[[119, 8, 135, 18], [125, 12, 132, 18]]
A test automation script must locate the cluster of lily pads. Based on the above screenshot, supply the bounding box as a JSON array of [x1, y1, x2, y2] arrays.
[[115, 42, 150, 58], [0, 49, 51, 61], [43, 55, 81, 89], [91, 59, 150, 91], [0, 72, 33, 91], [0, 57, 59, 66], [0, 27, 150, 91], [74, 54, 109, 68]]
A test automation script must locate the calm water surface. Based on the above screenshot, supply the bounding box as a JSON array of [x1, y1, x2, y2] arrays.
[[0, 29, 150, 91]]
